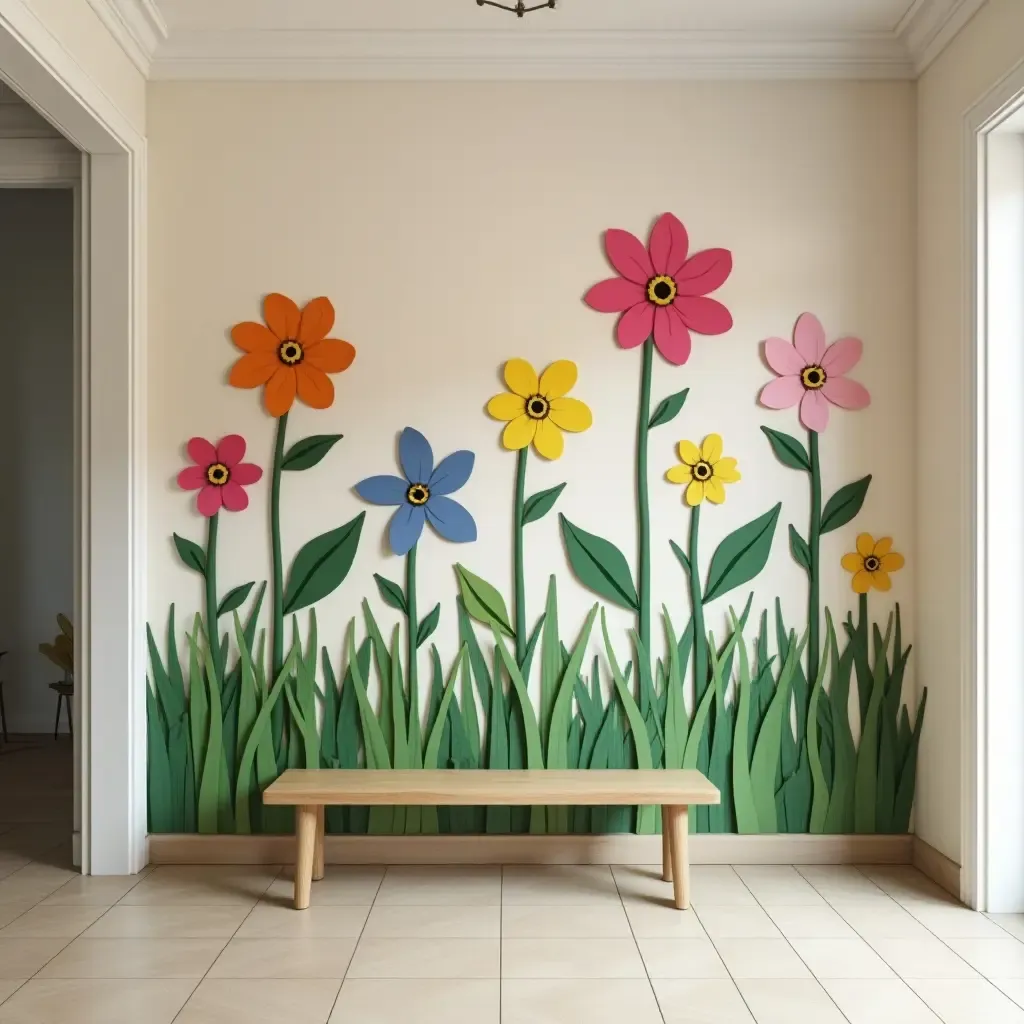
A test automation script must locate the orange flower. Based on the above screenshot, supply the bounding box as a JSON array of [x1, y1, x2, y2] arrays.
[[229, 293, 356, 418], [841, 533, 905, 594]]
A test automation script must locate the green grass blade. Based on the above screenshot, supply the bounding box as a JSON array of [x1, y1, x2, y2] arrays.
[[854, 614, 894, 833], [892, 689, 927, 832], [362, 600, 394, 762], [807, 612, 833, 833], [539, 575, 563, 747], [194, 623, 224, 834], [146, 683, 174, 833], [729, 612, 758, 834], [663, 608, 689, 771]]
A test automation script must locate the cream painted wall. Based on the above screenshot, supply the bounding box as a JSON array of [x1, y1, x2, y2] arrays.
[[916, 0, 1024, 865], [147, 81, 916, 748]]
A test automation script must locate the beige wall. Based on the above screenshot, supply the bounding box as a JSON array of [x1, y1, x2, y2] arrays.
[[916, 0, 1024, 863]]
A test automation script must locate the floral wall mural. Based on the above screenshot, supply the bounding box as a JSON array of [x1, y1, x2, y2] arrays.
[[146, 211, 924, 839]]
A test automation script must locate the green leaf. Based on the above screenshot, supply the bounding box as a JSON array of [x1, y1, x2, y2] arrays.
[[761, 426, 811, 471], [703, 504, 782, 605], [374, 574, 407, 614], [789, 526, 811, 573], [217, 581, 255, 618], [282, 513, 365, 615], [670, 540, 690, 575], [454, 564, 515, 637], [173, 533, 206, 576], [560, 515, 639, 611], [522, 483, 567, 526], [649, 388, 690, 429], [416, 603, 441, 648], [281, 434, 343, 471], [821, 475, 872, 535]]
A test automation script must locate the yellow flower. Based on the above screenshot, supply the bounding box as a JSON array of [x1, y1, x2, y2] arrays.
[[486, 359, 593, 460], [666, 434, 740, 506], [842, 534, 905, 594]]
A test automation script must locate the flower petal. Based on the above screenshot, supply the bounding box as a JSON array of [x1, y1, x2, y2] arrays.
[[678, 440, 701, 466], [264, 293, 300, 341], [857, 533, 876, 558], [187, 437, 217, 467], [232, 462, 263, 485], [295, 364, 335, 410], [548, 397, 593, 433], [652, 306, 693, 365], [425, 495, 478, 544], [793, 312, 826, 364], [648, 213, 690, 277], [305, 338, 355, 374], [264, 366, 297, 418], [196, 485, 222, 518], [759, 376, 804, 410], [221, 481, 249, 513], [701, 434, 723, 463], [232, 322, 278, 353], [666, 464, 692, 485], [852, 569, 873, 594], [705, 477, 727, 504], [504, 359, 539, 399], [298, 297, 335, 344], [604, 228, 653, 284], [685, 480, 705, 506], [389, 503, 427, 556], [229, 352, 278, 389], [616, 303, 655, 350], [675, 296, 733, 337], [400, 427, 434, 483], [177, 466, 206, 491], [502, 416, 537, 451], [675, 248, 733, 297], [880, 552, 905, 573], [355, 475, 408, 505], [584, 278, 645, 313], [821, 336, 863, 376], [714, 457, 741, 483], [429, 450, 475, 495], [841, 553, 863, 574], [487, 392, 526, 422], [764, 337, 806, 376], [216, 435, 246, 466], [871, 570, 893, 592], [821, 377, 871, 411], [539, 360, 577, 400], [799, 390, 830, 433], [873, 537, 893, 556], [533, 418, 565, 460]]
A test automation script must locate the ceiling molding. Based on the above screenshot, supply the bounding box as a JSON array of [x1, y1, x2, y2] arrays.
[[896, 0, 988, 73], [88, 0, 168, 75], [149, 29, 915, 81]]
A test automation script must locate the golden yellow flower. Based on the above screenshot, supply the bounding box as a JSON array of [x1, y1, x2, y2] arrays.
[[842, 534, 905, 594], [666, 434, 740, 506], [486, 358, 593, 460]]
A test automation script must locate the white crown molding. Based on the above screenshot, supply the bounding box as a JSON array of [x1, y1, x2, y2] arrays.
[[87, 0, 168, 75], [897, 0, 988, 74], [149, 29, 915, 82]]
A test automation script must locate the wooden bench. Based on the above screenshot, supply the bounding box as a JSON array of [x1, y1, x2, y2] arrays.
[[263, 769, 719, 911]]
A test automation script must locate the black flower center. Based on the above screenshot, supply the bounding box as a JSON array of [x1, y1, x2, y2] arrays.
[[407, 484, 430, 506], [693, 461, 713, 481], [801, 365, 826, 390], [526, 395, 550, 420], [647, 275, 677, 307], [279, 340, 304, 365], [864, 555, 881, 572], [206, 463, 230, 486]]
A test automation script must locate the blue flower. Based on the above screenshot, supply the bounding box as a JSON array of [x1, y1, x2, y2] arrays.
[[355, 427, 477, 556]]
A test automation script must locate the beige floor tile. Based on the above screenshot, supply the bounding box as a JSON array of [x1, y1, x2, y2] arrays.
[[235, 903, 370, 939], [504, 978, 664, 1023], [689, 867, 759, 908], [0, 857, 31, 882], [0, 939, 70, 979], [624, 901, 708, 939], [821, 978, 941, 1023], [732, 866, 826, 906], [714, 938, 812, 980], [867, 936, 981, 978], [361, 903, 498, 939], [637, 938, 729, 979], [503, 938, 646, 979], [42, 875, 146, 906], [942, 937, 1024, 978], [860, 866, 955, 905], [329, 978, 499, 1024], [0, 906, 106, 939], [348, 936, 498, 978], [502, 865, 619, 905], [996, 978, 1024, 1007], [833, 901, 935, 939], [38, 937, 226, 978], [992, 915, 1024, 943], [120, 866, 277, 906], [208, 937, 356, 979], [695, 905, 781, 939], [909, 903, 1010, 938], [612, 865, 676, 903], [0, 982, 23, 1006], [374, 866, 500, 906], [653, 978, 755, 1022], [0, 979, 195, 1024], [265, 866, 383, 906], [0, 907, 32, 930], [907, 978, 1024, 1023], [765, 903, 857, 938], [174, 978, 342, 1024], [501, 904, 630, 938], [797, 866, 889, 902], [736, 978, 846, 1023], [789, 936, 895, 978], [82, 904, 250, 939]]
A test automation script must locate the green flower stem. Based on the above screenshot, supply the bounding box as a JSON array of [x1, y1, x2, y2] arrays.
[[688, 504, 708, 700], [636, 338, 654, 660], [513, 447, 528, 667], [204, 510, 220, 682], [406, 542, 419, 727], [270, 412, 289, 679], [808, 429, 822, 684]]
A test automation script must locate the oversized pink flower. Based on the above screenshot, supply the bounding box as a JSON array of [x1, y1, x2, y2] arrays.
[[760, 313, 871, 433], [584, 212, 733, 365], [177, 435, 263, 517]]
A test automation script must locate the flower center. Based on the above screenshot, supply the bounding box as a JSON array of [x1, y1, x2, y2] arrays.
[[407, 484, 430, 506], [864, 555, 881, 572], [801, 365, 827, 390], [647, 275, 677, 307], [206, 463, 230, 486], [279, 340, 304, 365], [526, 395, 550, 420], [693, 461, 713, 481]]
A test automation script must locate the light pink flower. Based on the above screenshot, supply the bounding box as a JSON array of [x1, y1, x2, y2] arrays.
[[177, 435, 263, 517], [584, 213, 733, 365], [760, 313, 871, 433]]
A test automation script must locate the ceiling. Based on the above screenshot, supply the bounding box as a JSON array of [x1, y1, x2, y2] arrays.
[[94, 0, 987, 81]]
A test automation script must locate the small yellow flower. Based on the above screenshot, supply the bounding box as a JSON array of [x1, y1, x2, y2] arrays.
[[842, 534, 905, 594], [666, 434, 740, 506], [486, 358, 593, 460]]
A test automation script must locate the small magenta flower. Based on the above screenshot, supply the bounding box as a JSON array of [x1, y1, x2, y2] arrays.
[[177, 435, 263, 517]]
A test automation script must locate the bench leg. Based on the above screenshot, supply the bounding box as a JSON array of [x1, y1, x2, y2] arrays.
[[313, 805, 325, 881], [666, 805, 690, 911], [294, 804, 318, 910], [661, 809, 673, 883]]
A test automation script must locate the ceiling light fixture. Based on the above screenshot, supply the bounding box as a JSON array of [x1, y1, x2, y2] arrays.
[[476, 0, 556, 18]]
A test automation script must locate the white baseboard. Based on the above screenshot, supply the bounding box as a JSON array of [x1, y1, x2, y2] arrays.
[[913, 836, 961, 899]]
